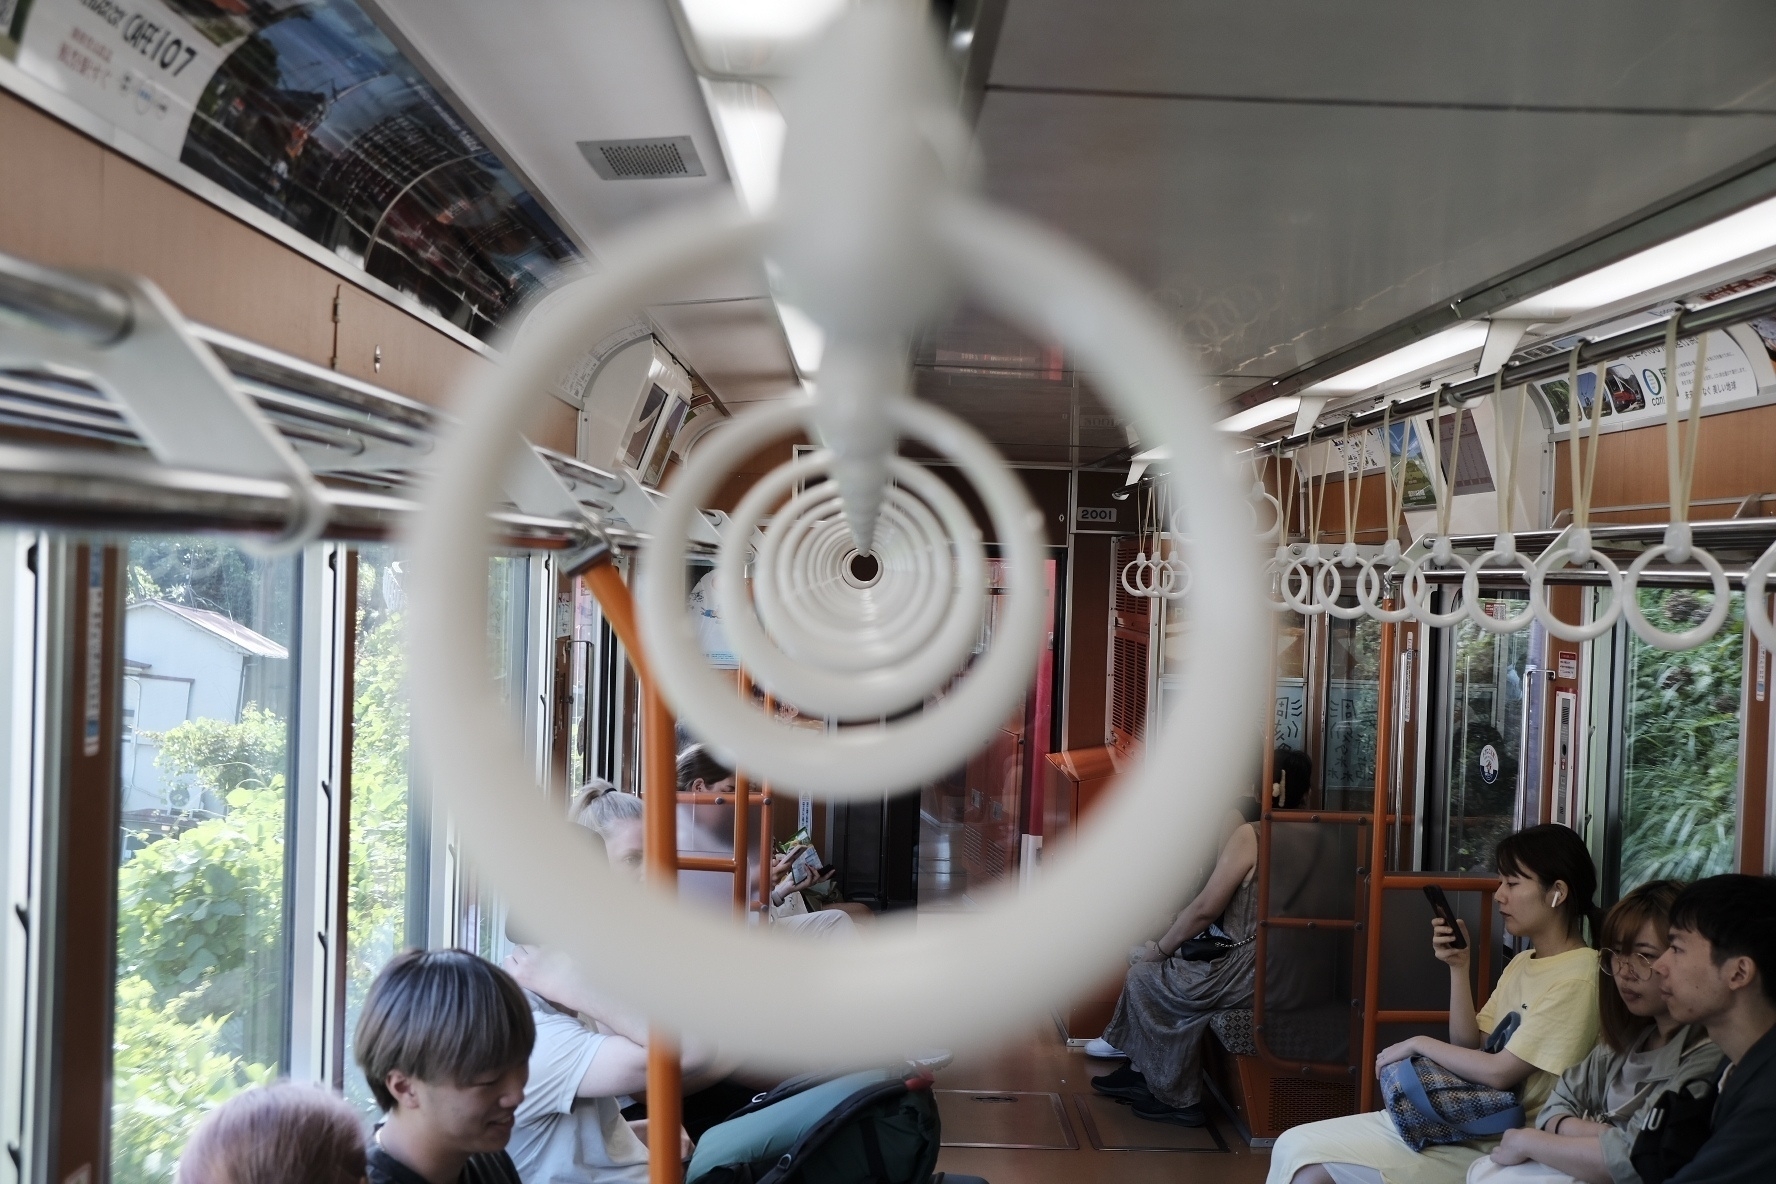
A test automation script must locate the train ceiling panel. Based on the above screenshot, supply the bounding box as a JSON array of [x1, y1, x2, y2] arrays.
[[958, 0, 1776, 415]]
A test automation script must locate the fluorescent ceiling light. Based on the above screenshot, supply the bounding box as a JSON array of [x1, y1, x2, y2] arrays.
[[698, 79, 785, 215], [1216, 396, 1302, 434], [676, 0, 850, 78], [777, 300, 825, 375], [1502, 193, 1776, 321], [1305, 323, 1489, 395]]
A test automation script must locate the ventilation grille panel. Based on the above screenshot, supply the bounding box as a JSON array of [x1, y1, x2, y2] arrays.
[[578, 136, 707, 180]]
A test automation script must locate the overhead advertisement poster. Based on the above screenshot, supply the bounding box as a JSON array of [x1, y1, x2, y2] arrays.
[[1528, 327, 1772, 431], [1, 0, 577, 340], [12, 0, 264, 158]]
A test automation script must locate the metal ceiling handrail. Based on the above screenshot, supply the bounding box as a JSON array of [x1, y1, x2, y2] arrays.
[[1256, 282, 1776, 455], [0, 440, 588, 546]]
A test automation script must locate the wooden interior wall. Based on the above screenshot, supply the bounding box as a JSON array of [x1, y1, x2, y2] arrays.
[[1551, 403, 1776, 523], [0, 91, 578, 456]]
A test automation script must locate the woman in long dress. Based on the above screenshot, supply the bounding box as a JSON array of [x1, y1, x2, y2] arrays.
[[1088, 748, 1313, 1126]]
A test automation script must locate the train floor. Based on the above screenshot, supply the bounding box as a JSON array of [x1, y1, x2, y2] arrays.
[[930, 1019, 1274, 1184]]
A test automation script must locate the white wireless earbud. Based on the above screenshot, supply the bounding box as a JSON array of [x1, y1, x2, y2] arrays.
[[1551, 892, 1563, 907]]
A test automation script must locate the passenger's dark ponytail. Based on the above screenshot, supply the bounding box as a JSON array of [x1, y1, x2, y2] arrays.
[[1494, 824, 1601, 946], [1583, 902, 1605, 949]]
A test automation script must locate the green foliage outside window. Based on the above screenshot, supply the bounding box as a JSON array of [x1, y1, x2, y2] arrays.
[[112, 711, 287, 1184], [344, 556, 412, 1115], [112, 554, 414, 1179], [1620, 589, 1744, 889]]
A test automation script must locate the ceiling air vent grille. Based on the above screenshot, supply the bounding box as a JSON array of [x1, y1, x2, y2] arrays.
[[578, 136, 706, 180]]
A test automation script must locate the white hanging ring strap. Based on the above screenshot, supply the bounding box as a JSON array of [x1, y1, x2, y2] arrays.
[[1623, 324, 1731, 650], [1531, 344, 1623, 641], [1747, 540, 1776, 651], [1324, 420, 1371, 620], [1363, 398, 1416, 623], [1466, 369, 1536, 634], [1407, 387, 1473, 628], [1282, 443, 1331, 615]]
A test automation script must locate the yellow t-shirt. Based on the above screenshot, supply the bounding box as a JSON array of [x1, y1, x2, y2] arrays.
[[1474, 945, 1601, 1118]]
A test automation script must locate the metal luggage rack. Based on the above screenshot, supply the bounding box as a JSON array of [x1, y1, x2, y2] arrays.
[[0, 247, 718, 553]]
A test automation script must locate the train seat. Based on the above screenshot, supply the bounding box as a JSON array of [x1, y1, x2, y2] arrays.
[[1203, 819, 1360, 1144]]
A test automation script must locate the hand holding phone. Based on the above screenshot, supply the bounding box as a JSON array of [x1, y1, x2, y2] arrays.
[[1423, 885, 1468, 950]]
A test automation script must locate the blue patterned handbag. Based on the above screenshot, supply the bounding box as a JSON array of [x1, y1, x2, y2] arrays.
[[1377, 1012, 1526, 1150]]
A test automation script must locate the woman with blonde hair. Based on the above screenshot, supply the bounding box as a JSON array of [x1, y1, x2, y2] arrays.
[[179, 1081, 366, 1184]]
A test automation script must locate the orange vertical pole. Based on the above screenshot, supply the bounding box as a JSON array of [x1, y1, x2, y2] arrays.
[[582, 563, 682, 1184], [1359, 611, 1397, 1111], [642, 685, 682, 1184], [732, 671, 751, 916]]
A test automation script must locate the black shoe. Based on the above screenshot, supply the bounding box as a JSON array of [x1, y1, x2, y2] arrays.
[[1090, 1065, 1152, 1103], [1130, 1099, 1208, 1127]]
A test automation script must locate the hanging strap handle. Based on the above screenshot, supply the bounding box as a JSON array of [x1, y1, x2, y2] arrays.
[[1309, 435, 1333, 548], [1379, 399, 1409, 556], [1278, 448, 1299, 550], [1564, 344, 1608, 555], [1491, 368, 1529, 544], [1339, 419, 1366, 552], [1425, 385, 1464, 541], [1662, 321, 1709, 562]]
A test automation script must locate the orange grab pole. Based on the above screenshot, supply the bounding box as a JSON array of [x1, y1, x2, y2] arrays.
[[582, 563, 682, 1184], [732, 670, 751, 916]]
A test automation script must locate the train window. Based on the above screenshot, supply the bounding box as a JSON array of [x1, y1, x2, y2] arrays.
[[1438, 591, 1534, 872], [343, 546, 418, 1115], [1274, 618, 1308, 753], [1322, 609, 1383, 811], [454, 555, 535, 958], [1616, 588, 1746, 890], [486, 555, 532, 717], [111, 539, 298, 1181]]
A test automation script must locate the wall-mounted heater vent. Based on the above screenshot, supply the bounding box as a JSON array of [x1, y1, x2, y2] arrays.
[[578, 136, 707, 180]]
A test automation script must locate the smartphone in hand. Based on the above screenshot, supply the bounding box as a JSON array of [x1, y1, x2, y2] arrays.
[[1423, 885, 1468, 949]]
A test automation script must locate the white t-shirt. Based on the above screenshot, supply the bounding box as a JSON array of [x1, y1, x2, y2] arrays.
[[509, 994, 650, 1184]]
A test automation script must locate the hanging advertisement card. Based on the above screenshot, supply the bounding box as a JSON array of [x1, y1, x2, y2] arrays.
[[15, 0, 260, 157], [1530, 329, 1768, 432]]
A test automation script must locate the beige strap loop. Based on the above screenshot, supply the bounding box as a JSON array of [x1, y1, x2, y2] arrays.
[[1426, 385, 1464, 539], [1339, 419, 1366, 548], [1564, 345, 1607, 535], [1663, 321, 1709, 528], [1491, 368, 1529, 540]]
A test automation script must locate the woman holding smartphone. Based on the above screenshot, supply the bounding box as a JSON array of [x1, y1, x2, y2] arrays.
[[1268, 825, 1604, 1184]]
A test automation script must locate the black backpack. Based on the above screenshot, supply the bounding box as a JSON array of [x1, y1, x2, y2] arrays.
[[684, 1067, 986, 1184], [1630, 1063, 1725, 1184]]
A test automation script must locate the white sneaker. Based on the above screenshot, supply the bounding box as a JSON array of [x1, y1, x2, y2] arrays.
[[1083, 1038, 1127, 1059]]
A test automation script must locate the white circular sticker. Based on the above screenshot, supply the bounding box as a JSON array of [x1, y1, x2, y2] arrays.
[[1479, 743, 1500, 785]]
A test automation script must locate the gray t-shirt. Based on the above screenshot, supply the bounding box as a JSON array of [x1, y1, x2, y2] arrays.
[[509, 994, 650, 1184]]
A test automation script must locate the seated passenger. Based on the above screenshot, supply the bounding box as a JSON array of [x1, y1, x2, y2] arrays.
[[355, 949, 533, 1184], [497, 781, 731, 1164], [1470, 879, 1719, 1184], [1642, 875, 1776, 1184], [501, 937, 691, 1182], [674, 749, 865, 933], [1268, 824, 1604, 1184], [178, 1081, 365, 1184], [1087, 748, 1313, 1128]]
